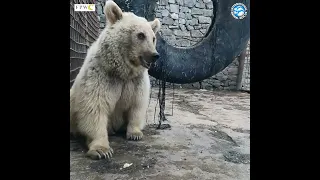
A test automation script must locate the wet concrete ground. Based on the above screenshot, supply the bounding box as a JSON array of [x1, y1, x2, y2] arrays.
[[70, 89, 250, 180]]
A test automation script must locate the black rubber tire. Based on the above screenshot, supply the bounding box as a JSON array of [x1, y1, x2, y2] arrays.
[[114, 0, 250, 84]]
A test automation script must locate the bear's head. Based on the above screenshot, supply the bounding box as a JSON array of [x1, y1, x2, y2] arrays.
[[103, 0, 161, 69]]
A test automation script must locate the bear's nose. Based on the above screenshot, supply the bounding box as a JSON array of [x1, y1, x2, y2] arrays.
[[151, 53, 160, 62]]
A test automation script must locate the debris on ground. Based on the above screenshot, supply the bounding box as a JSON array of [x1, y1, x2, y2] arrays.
[[122, 163, 133, 169]]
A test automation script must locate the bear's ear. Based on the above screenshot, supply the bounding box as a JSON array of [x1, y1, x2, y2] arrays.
[[104, 0, 123, 25], [149, 18, 161, 33]]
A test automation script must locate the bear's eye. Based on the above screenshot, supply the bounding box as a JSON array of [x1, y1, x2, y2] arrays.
[[153, 37, 155, 43], [137, 33, 145, 40]]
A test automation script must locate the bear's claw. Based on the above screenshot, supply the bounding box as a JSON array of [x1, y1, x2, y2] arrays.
[[127, 131, 143, 141], [86, 147, 113, 160]]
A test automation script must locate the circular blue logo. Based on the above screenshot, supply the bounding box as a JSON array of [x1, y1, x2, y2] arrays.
[[231, 3, 247, 19]]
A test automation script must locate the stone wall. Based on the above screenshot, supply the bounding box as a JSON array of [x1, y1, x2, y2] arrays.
[[241, 41, 250, 91], [95, 0, 247, 91], [96, 0, 106, 31], [155, 0, 214, 47]]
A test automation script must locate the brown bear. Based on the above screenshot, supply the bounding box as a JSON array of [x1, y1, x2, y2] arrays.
[[70, 0, 161, 160]]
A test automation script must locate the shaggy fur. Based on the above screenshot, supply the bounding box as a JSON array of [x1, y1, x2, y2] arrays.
[[70, 0, 161, 160]]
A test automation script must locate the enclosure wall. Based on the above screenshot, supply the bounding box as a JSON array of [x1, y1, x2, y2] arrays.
[[70, 0, 100, 88]]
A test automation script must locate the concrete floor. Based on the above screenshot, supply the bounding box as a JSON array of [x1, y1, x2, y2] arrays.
[[70, 88, 250, 180]]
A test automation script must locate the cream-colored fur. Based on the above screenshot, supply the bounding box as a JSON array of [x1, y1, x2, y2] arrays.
[[70, 0, 161, 160]]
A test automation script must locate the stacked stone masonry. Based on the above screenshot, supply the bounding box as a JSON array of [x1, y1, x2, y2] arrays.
[[241, 41, 250, 91], [155, 0, 214, 47], [95, 0, 250, 91]]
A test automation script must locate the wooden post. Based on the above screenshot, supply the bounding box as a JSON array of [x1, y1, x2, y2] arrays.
[[236, 50, 247, 90]]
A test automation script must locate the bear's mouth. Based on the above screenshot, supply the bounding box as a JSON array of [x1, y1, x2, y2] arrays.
[[139, 56, 151, 69]]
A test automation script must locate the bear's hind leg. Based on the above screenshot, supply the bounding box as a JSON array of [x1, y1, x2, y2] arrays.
[[109, 108, 127, 135]]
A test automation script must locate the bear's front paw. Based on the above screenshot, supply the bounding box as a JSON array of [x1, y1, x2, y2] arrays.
[[86, 146, 114, 160], [127, 130, 143, 141]]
